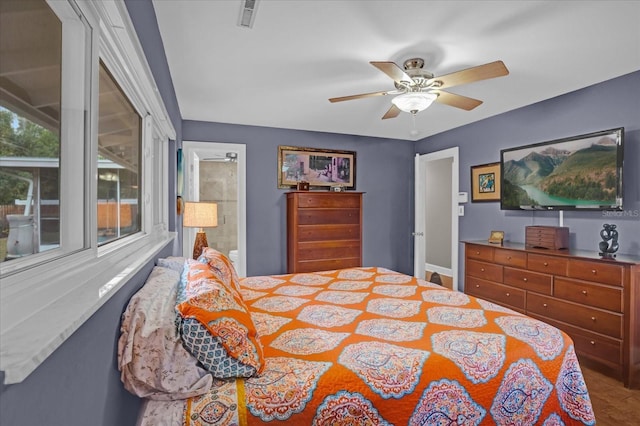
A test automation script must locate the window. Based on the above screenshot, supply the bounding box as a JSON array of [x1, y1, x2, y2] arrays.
[[97, 61, 141, 244], [0, 0, 62, 261], [0, 0, 175, 384]]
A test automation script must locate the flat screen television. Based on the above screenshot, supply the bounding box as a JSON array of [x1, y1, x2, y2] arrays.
[[500, 128, 624, 211]]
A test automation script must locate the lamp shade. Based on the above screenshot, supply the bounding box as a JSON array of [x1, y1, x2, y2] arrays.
[[391, 92, 438, 114], [183, 202, 218, 228]]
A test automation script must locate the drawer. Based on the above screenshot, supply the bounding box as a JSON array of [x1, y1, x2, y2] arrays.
[[567, 259, 624, 286], [529, 314, 622, 367], [297, 224, 360, 242], [503, 267, 552, 294], [554, 277, 622, 312], [526, 228, 556, 238], [466, 244, 494, 262], [296, 193, 361, 208], [571, 330, 622, 366], [465, 276, 525, 311], [526, 293, 622, 339], [494, 249, 527, 268], [295, 257, 360, 273], [527, 253, 567, 276], [297, 240, 360, 261], [466, 259, 503, 282], [297, 208, 360, 225]]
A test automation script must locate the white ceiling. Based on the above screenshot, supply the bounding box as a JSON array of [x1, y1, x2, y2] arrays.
[[153, 0, 640, 141]]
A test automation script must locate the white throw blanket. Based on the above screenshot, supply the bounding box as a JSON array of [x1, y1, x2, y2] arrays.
[[118, 265, 212, 400]]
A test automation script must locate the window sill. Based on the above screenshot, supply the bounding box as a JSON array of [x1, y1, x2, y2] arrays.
[[0, 230, 176, 384]]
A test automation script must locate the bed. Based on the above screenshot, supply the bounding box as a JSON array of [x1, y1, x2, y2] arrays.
[[118, 249, 595, 425]]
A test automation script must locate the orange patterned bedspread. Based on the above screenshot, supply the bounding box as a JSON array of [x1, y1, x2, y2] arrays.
[[159, 267, 595, 425]]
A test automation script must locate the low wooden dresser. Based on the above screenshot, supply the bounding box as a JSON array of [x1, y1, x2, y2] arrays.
[[464, 240, 640, 389], [286, 191, 363, 273]]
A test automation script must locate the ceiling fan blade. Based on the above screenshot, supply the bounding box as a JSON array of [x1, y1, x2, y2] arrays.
[[428, 60, 509, 90], [329, 90, 390, 103], [433, 90, 483, 111], [370, 61, 414, 85], [382, 104, 401, 120]]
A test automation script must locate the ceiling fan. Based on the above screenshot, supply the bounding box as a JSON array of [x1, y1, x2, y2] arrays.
[[329, 58, 509, 119]]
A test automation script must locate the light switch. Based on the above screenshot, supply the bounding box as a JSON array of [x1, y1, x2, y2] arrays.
[[458, 205, 465, 216], [458, 192, 469, 203]]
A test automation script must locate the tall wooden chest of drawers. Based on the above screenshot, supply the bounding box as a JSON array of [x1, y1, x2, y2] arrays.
[[464, 241, 640, 389], [287, 192, 363, 273]]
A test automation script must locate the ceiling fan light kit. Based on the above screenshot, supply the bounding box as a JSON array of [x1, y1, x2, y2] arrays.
[[391, 92, 438, 114], [329, 58, 509, 120]]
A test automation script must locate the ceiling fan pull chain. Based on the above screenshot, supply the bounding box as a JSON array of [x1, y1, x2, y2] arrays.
[[410, 112, 419, 137]]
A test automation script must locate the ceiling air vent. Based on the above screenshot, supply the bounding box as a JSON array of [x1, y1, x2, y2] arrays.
[[238, 0, 259, 29]]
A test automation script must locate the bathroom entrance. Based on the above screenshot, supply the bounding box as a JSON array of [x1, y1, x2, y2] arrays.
[[182, 141, 246, 276]]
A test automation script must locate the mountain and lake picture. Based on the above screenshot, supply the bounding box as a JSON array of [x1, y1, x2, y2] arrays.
[[502, 131, 621, 209]]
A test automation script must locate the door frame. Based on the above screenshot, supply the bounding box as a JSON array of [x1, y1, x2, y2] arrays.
[[414, 147, 459, 291], [182, 141, 247, 277]]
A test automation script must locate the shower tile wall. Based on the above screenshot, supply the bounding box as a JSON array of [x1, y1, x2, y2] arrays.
[[199, 161, 237, 259]]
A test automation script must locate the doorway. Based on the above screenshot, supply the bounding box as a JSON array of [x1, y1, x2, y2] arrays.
[[414, 148, 459, 291], [182, 141, 247, 276]]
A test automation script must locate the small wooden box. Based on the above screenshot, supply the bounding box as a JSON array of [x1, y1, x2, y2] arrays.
[[525, 226, 569, 250]]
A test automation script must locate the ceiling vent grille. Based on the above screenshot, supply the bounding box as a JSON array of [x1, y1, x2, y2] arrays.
[[238, 0, 259, 29]]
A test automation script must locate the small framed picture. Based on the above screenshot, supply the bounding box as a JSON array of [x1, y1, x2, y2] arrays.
[[471, 162, 501, 202], [488, 230, 505, 244]]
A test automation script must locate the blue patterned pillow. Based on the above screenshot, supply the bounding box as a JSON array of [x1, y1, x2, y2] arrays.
[[178, 318, 258, 378]]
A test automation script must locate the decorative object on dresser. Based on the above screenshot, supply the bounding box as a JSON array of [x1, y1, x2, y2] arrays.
[[296, 181, 310, 191], [286, 191, 362, 273], [488, 230, 504, 245], [464, 240, 640, 389], [599, 223, 620, 258], [525, 225, 569, 250], [470, 162, 501, 202], [277, 145, 356, 190]]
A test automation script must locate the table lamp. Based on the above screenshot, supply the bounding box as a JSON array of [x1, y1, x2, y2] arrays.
[[183, 201, 218, 259]]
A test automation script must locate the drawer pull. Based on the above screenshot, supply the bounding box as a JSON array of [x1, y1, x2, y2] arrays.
[[475, 251, 480, 255], [506, 293, 510, 297], [480, 268, 485, 272], [591, 316, 596, 321], [543, 303, 548, 308], [591, 269, 597, 274], [543, 262, 549, 266], [590, 341, 595, 345], [582, 290, 587, 295], [507, 256, 512, 260], [523, 278, 528, 282], [475, 284, 480, 288]]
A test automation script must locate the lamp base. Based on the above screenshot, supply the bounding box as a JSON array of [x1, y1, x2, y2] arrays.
[[192, 231, 208, 259]]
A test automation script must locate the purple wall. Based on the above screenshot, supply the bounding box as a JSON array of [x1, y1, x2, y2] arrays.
[[182, 121, 416, 276], [416, 70, 640, 287]]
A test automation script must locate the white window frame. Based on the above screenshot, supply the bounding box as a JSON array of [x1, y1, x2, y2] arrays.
[[0, 0, 175, 384]]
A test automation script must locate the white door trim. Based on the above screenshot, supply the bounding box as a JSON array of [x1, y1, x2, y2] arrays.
[[414, 147, 459, 291], [182, 141, 247, 277]]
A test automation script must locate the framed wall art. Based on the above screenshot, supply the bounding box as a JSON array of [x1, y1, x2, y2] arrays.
[[471, 162, 501, 202], [278, 145, 356, 190]]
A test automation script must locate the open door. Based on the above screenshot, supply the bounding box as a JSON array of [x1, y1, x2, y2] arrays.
[[182, 142, 247, 276], [414, 148, 459, 290]]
